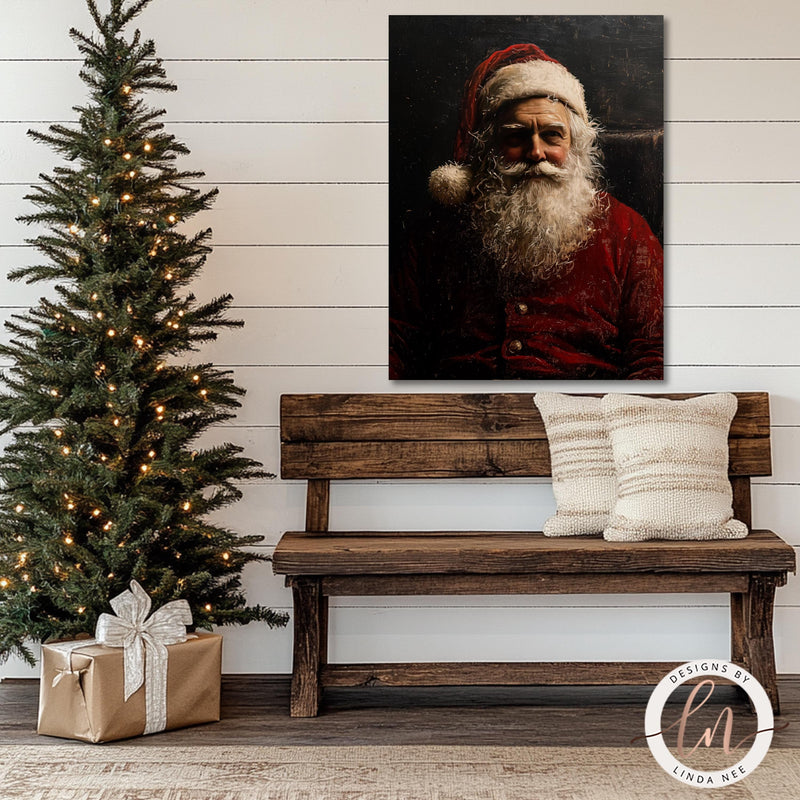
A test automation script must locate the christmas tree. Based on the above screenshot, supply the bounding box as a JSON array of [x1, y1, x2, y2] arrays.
[[0, 0, 286, 665]]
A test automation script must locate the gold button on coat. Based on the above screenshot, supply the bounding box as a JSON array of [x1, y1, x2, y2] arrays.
[[508, 339, 523, 353], [516, 302, 528, 315]]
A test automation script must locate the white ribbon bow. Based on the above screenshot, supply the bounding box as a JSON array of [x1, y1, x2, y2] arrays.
[[95, 580, 192, 734]]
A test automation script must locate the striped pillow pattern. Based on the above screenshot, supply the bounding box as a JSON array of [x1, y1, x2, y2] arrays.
[[534, 393, 616, 536], [601, 393, 748, 542]]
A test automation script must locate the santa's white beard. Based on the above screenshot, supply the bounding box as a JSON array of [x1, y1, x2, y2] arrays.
[[471, 151, 599, 288]]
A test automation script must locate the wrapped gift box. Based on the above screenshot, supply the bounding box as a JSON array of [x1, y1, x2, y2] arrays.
[[37, 632, 221, 743]]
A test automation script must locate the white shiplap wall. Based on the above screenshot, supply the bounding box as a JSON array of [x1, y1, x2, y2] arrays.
[[1, 0, 799, 677]]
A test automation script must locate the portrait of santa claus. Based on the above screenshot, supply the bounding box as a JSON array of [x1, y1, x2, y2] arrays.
[[389, 16, 664, 381]]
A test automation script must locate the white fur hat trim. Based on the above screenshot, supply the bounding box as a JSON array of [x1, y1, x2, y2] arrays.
[[480, 60, 588, 122], [428, 162, 473, 205]]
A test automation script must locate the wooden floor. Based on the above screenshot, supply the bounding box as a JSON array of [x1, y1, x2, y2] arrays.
[[3, 675, 799, 747]]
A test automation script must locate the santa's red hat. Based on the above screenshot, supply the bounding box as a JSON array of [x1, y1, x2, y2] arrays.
[[429, 43, 588, 205]]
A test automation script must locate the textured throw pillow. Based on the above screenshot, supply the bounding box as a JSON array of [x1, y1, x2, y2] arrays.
[[601, 393, 748, 542], [534, 393, 616, 536]]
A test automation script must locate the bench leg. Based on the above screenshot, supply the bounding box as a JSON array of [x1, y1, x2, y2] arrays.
[[290, 577, 325, 717], [743, 576, 781, 715], [730, 592, 748, 669]]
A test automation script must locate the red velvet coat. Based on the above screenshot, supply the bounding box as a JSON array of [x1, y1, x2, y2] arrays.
[[390, 193, 663, 380]]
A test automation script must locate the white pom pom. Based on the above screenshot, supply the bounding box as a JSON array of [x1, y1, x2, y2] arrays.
[[428, 163, 473, 205]]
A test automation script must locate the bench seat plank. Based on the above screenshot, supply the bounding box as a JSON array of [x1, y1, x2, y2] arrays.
[[273, 529, 795, 576]]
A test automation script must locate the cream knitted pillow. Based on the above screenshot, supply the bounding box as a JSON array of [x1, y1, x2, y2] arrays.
[[534, 393, 616, 536], [601, 393, 748, 542]]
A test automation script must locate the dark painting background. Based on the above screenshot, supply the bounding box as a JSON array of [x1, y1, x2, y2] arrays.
[[389, 15, 664, 246]]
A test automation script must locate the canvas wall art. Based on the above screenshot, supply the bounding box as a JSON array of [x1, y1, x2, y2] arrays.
[[389, 15, 664, 381]]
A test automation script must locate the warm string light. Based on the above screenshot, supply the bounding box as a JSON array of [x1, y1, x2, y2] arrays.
[[222, 552, 230, 561], [0, 579, 8, 589], [14, 504, 25, 513], [143, 142, 152, 152], [182, 501, 191, 511], [64, 535, 73, 545], [107, 328, 116, 337]]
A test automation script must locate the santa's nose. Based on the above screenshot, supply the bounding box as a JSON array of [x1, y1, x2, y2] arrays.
[[527, 135, 546, 162]]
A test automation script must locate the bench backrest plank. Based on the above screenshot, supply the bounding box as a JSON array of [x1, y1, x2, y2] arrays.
[[281, 392, 771, 480]]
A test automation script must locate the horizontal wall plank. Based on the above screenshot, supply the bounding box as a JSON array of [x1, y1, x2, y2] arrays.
[[6, 59, 800, 124], [0, 62, 388, 123], [0, 246, 387, 309], [4, 184, 799, 247], [4, 602, 799, 679], [665, 184, 800, 244], [6, 306, 800, 368], [5, 242, 799, 312], [668, 308, 800, 366], [0, 184, 389, 246], [5, 120, 800, 187], [666, 246, 800, 306], [205, 476, 800, 551], [3, 0, 800, 61], [0, 122, 388, 185], [6, 120, 800, 186]]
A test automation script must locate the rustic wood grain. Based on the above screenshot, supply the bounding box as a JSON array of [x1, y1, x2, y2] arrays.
[[305, 479, 330, 532], [281, 392, 770, 442], [273, 530, 796, 576], [281, 437, 771, 479], [276, 390, 788, 717], [731, 476, 753, 528], [746, 575, 781, 714], [289, 578, 323, 718], [321, 662, 712, 688], [5, 675, 800, 748], [320, 573, 751, 595], [730, 592, 748, 668]]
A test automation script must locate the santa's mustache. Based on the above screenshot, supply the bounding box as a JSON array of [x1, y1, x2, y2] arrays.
[[496, 159, 570, 181]]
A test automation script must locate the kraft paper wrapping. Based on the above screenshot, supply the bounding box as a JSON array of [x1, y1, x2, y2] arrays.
[[37, 632, 222, 743]]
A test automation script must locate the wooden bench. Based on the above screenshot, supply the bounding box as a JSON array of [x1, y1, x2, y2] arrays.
[[272, 392, 796, 717]]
